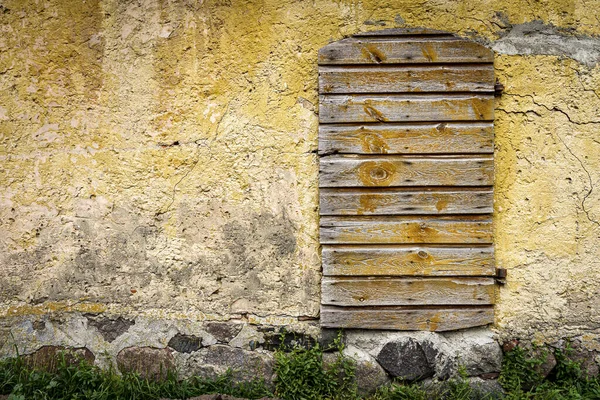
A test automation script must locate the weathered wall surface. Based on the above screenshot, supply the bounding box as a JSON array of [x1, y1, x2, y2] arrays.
[[1, 0, 600, 370]]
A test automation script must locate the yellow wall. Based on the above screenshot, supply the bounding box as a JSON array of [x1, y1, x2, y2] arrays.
[[1, 0, 600, 348]]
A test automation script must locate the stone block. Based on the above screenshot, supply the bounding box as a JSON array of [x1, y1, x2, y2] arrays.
[[205, 322, 244, 344], [180, 345, 274, 383], [23, 346, 95, 372], [376, 338, 435, 381], [117, 347, 175, 380], [168, 333, 203, 353], [86, 315, 134, 343]]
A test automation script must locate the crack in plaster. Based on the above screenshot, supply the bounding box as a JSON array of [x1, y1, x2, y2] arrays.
[[502, 92, 600, 227]]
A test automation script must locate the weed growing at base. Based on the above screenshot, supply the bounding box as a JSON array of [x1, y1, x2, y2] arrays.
[[2, 338, 600, 399], [0, 354, 272, 400]]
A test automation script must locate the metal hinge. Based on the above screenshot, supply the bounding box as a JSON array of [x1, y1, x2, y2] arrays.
[[494, 79, 505, 97], [495, 268, 507, 285]]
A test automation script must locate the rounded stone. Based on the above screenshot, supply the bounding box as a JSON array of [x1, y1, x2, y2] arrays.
[[376, 338, 435, 381]]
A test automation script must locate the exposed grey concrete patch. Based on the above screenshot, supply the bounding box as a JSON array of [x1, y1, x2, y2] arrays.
[[364, 20, 387, 26], [86, 316, 134, 343], [168, 333, 203, 353], [222, 212, 297, 265], [491, 20, 600, 67]]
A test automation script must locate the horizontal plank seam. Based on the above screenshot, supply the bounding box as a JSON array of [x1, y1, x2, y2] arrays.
[[320, 91, 495, 97], [319, 120, 495, 125], [320, 304, 494, 310], [319, 186, 494, 192], [349, 34, 456, 38], [318, 63, 494, 70], [320, 214, 492, 219], [321, 243, 494, 247], [319, 119, 494, 129], [322, 274, 496, 278], [318, 151, 495, 156], [319, 153, 494, 159]]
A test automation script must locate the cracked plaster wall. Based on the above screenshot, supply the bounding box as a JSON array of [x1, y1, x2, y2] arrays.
[[1, 0, 600, 355]]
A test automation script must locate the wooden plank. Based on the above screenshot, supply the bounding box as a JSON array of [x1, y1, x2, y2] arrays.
[[320, 216, 492, 244], [319, 94, 494, 123], [318, 38, 493, 65], [321, 277, 495, 306], [319, 155, 493, 187], [320, 305, 494, 331], [320, 188, 493, 215], [318, 123, 493, 155], [319, 65, 494, 93], [353, 28, 454, 37], [321, 245, 494, 276]]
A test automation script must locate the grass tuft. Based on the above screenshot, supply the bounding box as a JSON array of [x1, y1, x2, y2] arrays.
[[2, 338, 600, 400]]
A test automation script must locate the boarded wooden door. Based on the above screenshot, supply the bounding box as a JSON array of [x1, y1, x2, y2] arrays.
[[318, 28, 497, 331]]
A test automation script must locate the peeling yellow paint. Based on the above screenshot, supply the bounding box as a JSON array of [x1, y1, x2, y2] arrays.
[[0, 0, 600, 350]]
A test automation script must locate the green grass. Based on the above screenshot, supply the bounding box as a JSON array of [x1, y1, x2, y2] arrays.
[[2, 339, 600, 399], [498, 345, 600, 400], [0, 354, 272, 400]]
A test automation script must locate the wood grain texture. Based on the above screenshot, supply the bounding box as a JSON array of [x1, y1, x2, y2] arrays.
[[318, 38, 494, 65], [320, 188, 492, 215], [320, 305, 494, 331], [319, 65, 494, 94], [319, 94, 494, 123], [319, 155, 493, 187], [317, 30, 497, 331], [318, 123, 493, 155], [321, 245, 494, 276], [321, 277, 495, 306], [320, 216, 493, 244]]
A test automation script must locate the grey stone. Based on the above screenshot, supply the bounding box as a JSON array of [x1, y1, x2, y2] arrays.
[[420, 377, 504, 399], [117, 347, 175, 380], [86, 315, 134, 343], [181, 345, 274, 383], [346, 329, 502, 380], [377, 338, 435, 381], [354, 359, 391, 395], [168, 333, 203, 353], [323, 352, 389, 394], [229, 325, 265, 350], [444, 330, 503, 376], [467, 377, 505, 399], [205, 322, 243, 343]]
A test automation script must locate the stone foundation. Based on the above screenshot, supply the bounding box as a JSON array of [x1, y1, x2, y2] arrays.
[[1, 313, 509, 393]]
